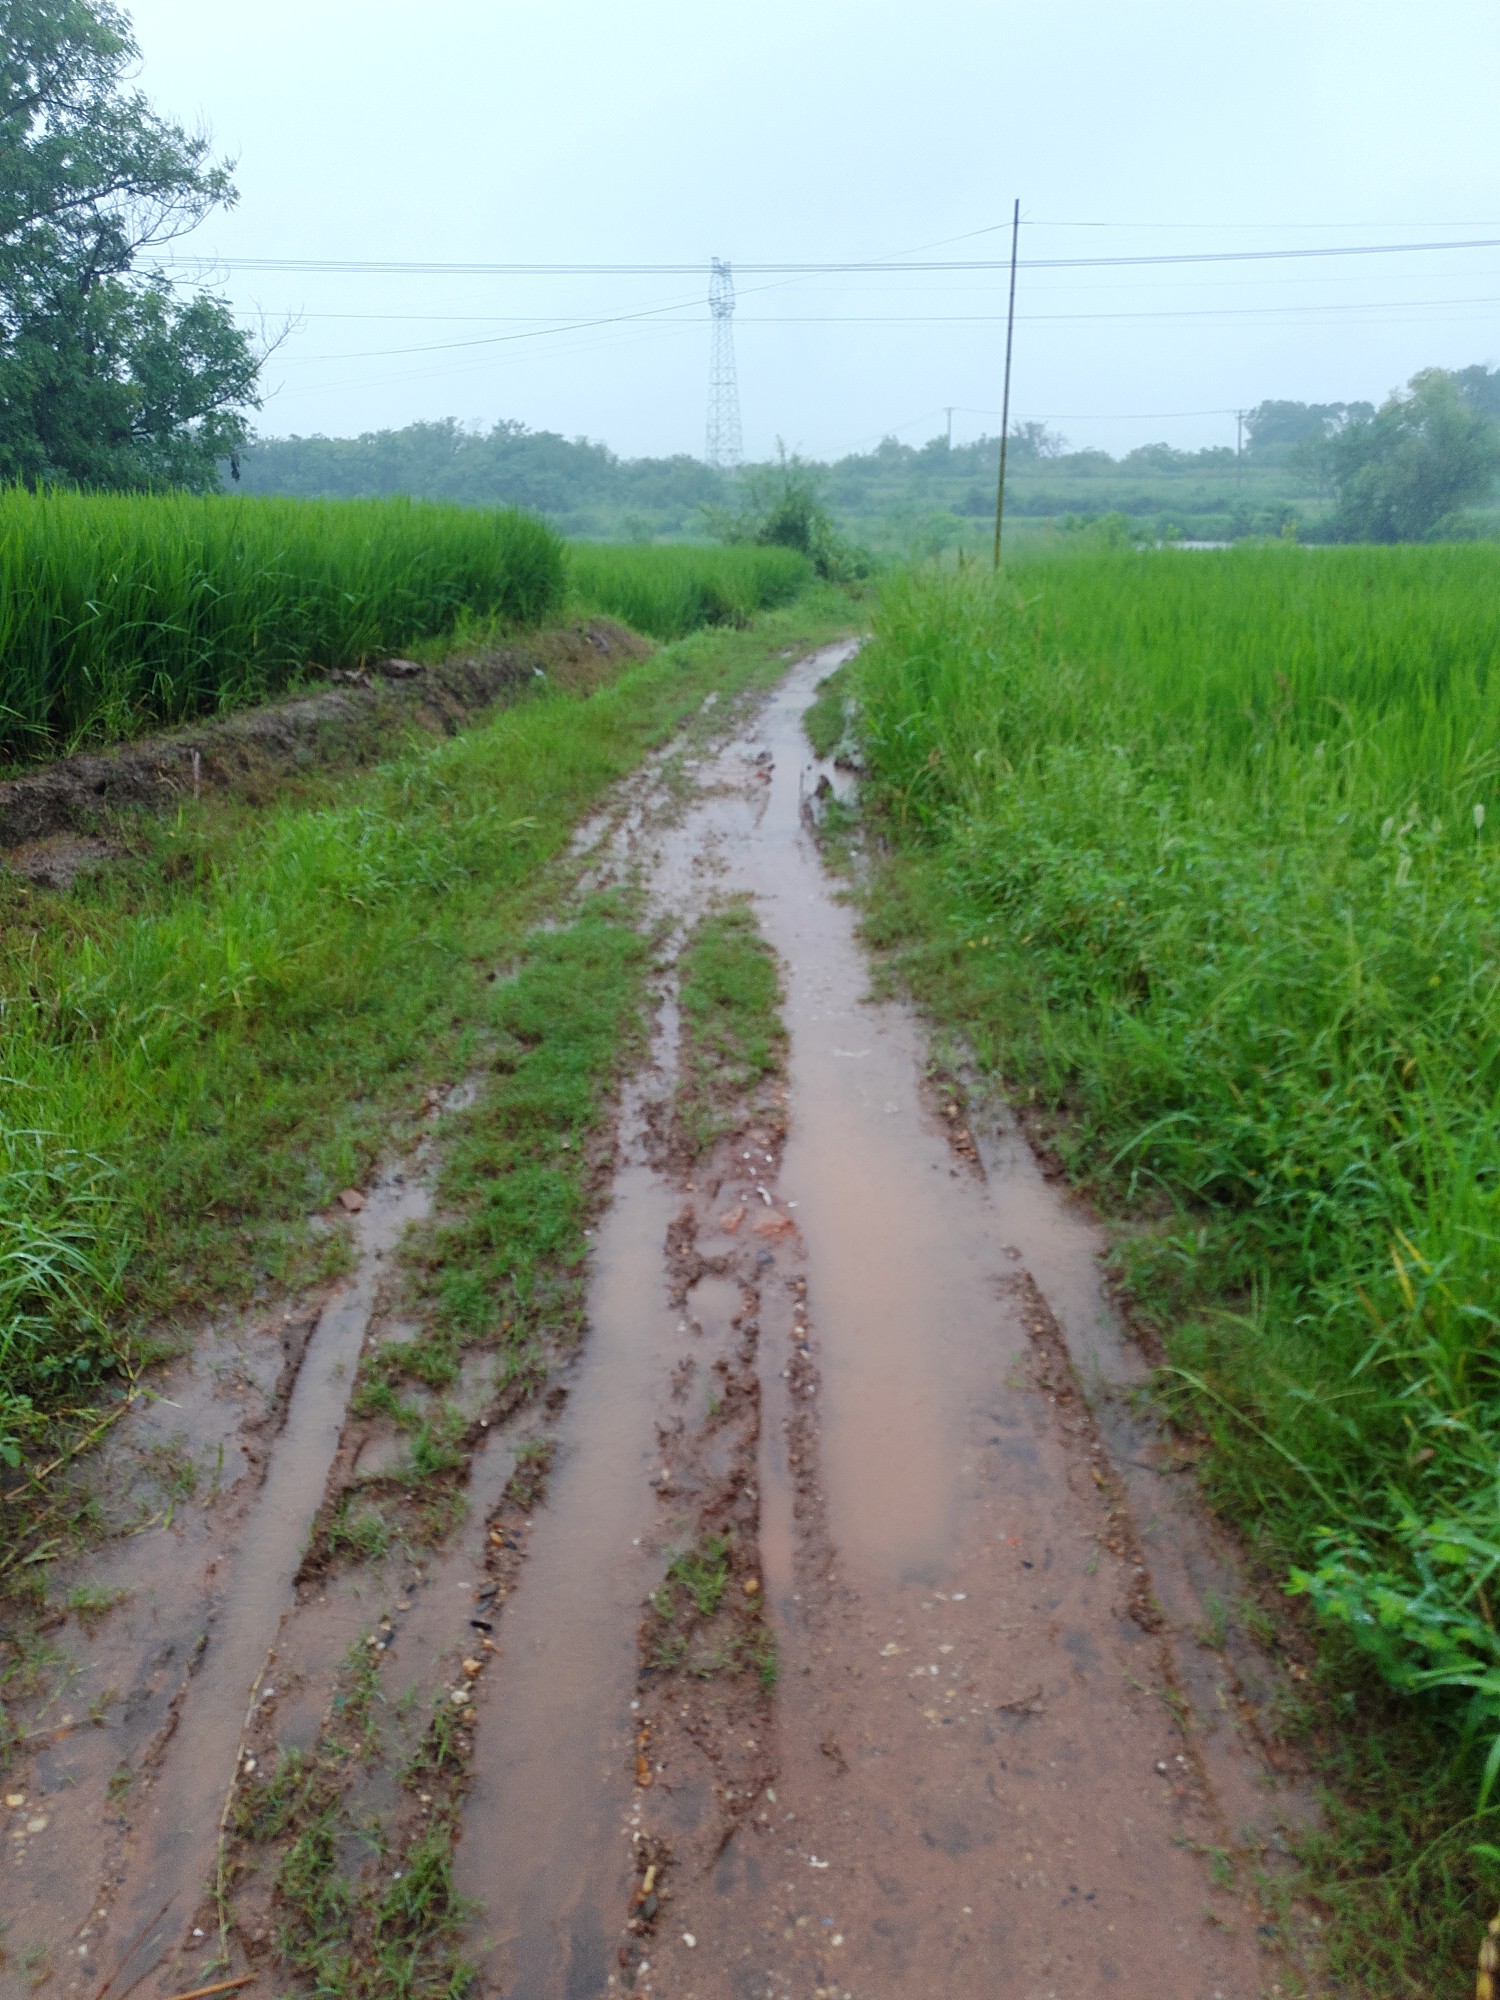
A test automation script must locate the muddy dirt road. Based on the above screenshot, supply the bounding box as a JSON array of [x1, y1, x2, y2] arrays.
[[2, 643, 1311, 2000]]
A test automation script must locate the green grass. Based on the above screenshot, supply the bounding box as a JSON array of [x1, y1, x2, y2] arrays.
[[397, 911, 649, 1376], [662, 1535, 733, 1619], [848, 545, 1500, 1990], [0, 490, 565, 758], [568, 542, 812, 638], [801, 661, 855, 761], [0, 586, 854, 1494], [675, 900, 787, 1151]]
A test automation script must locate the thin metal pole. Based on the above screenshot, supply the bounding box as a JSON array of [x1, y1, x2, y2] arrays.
[[992, 198, 1020, 570]]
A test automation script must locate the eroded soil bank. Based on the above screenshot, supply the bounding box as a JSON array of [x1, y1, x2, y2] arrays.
[[0, 618, 648, 884], [0, 641, 1316, 2000]]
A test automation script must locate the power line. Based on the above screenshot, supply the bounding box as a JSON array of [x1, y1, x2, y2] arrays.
[[272, 291, 1500, 366], [165, 232, 1500, 279]]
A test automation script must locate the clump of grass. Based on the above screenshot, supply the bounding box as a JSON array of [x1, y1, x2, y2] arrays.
[[0, 1136, 126, 1467], [65, 1581, 125, 1625], [506, 1438, 554, 1512], [852, 547, 1500, 1988], [659, 1534, 733, 1620], [676, 900, 787, 1151], [802, 661, 855, 761], [325, 1500, 394, 1565], [234, 1748, 322, 1843]]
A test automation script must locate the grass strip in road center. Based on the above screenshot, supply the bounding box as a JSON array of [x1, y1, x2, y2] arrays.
[[675, 898, 788, 1155]]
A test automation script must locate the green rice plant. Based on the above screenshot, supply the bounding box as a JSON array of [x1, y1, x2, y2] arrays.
[[567, 542, 811, 639], [0, 489, 565, 758]]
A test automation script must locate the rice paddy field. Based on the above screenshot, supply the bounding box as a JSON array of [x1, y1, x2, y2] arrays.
[[568, 541, 811, 639], [849, 545, 1500, 1984], [0, 489, 811, 760]]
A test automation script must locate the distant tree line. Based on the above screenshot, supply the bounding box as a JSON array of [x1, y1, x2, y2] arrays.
[[234, 366, 1500, 546]]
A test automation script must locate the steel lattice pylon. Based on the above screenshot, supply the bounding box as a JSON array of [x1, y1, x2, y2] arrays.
[[705, 257, 743, 468]]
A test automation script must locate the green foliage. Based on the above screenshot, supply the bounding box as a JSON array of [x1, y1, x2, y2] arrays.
[[853, 547, 1500, 1984], [801, 662, 854, 761], [705, 450, 870, 582], [0, 1133, 125, 1464], [0, 0, 259, 489], [406, 909, 650, 1358], [1321, 370, 1500, 542], [0, 489, 565, 756], [237, 418, 725, 537], [1243, 398, 1375, 460], [568, 541, 810, 638], [664, 1535, 732, 1618]]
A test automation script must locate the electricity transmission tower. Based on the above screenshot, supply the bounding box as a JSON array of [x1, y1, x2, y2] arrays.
[[705, 257, 744, 468]]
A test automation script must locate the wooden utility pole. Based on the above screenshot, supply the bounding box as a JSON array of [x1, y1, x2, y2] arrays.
[[992, 199, 1021, 570]]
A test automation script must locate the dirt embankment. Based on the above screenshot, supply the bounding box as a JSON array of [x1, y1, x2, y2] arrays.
[[0, 619, 649, 885]]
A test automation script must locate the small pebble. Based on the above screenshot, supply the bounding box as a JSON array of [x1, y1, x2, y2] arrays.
[[682, 1933, 696, 1948]]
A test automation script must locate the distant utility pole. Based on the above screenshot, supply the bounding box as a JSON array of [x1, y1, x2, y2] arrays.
[[992, 199, 1021, 570], [1236, 408, 1246, 489], [706, 258, 744, 469], [945, 405, 954, 447]]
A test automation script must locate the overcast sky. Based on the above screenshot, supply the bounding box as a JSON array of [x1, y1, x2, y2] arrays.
[[125, 0, 1500, 462]]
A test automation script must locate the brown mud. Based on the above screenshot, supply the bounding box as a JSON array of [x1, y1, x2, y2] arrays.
[[0, 618, 648, 883], [0, 640, 1319, 2000]]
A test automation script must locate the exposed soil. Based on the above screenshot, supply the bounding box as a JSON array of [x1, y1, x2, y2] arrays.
[[0, 619, 649, 883], [0, 643, 1322, 2000]]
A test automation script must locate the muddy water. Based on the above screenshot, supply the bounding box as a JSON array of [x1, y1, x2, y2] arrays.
[[85, 1168, 430, 2000]]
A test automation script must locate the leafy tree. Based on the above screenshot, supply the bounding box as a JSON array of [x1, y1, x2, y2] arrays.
[[704, 447, 869, 580], [0, 0, 259, 489], [1005, 420, 1066, 462], [1321, 369, 1500, 543], [1244, 399, 1373, 460], [1453, 363, 1500, 424]]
